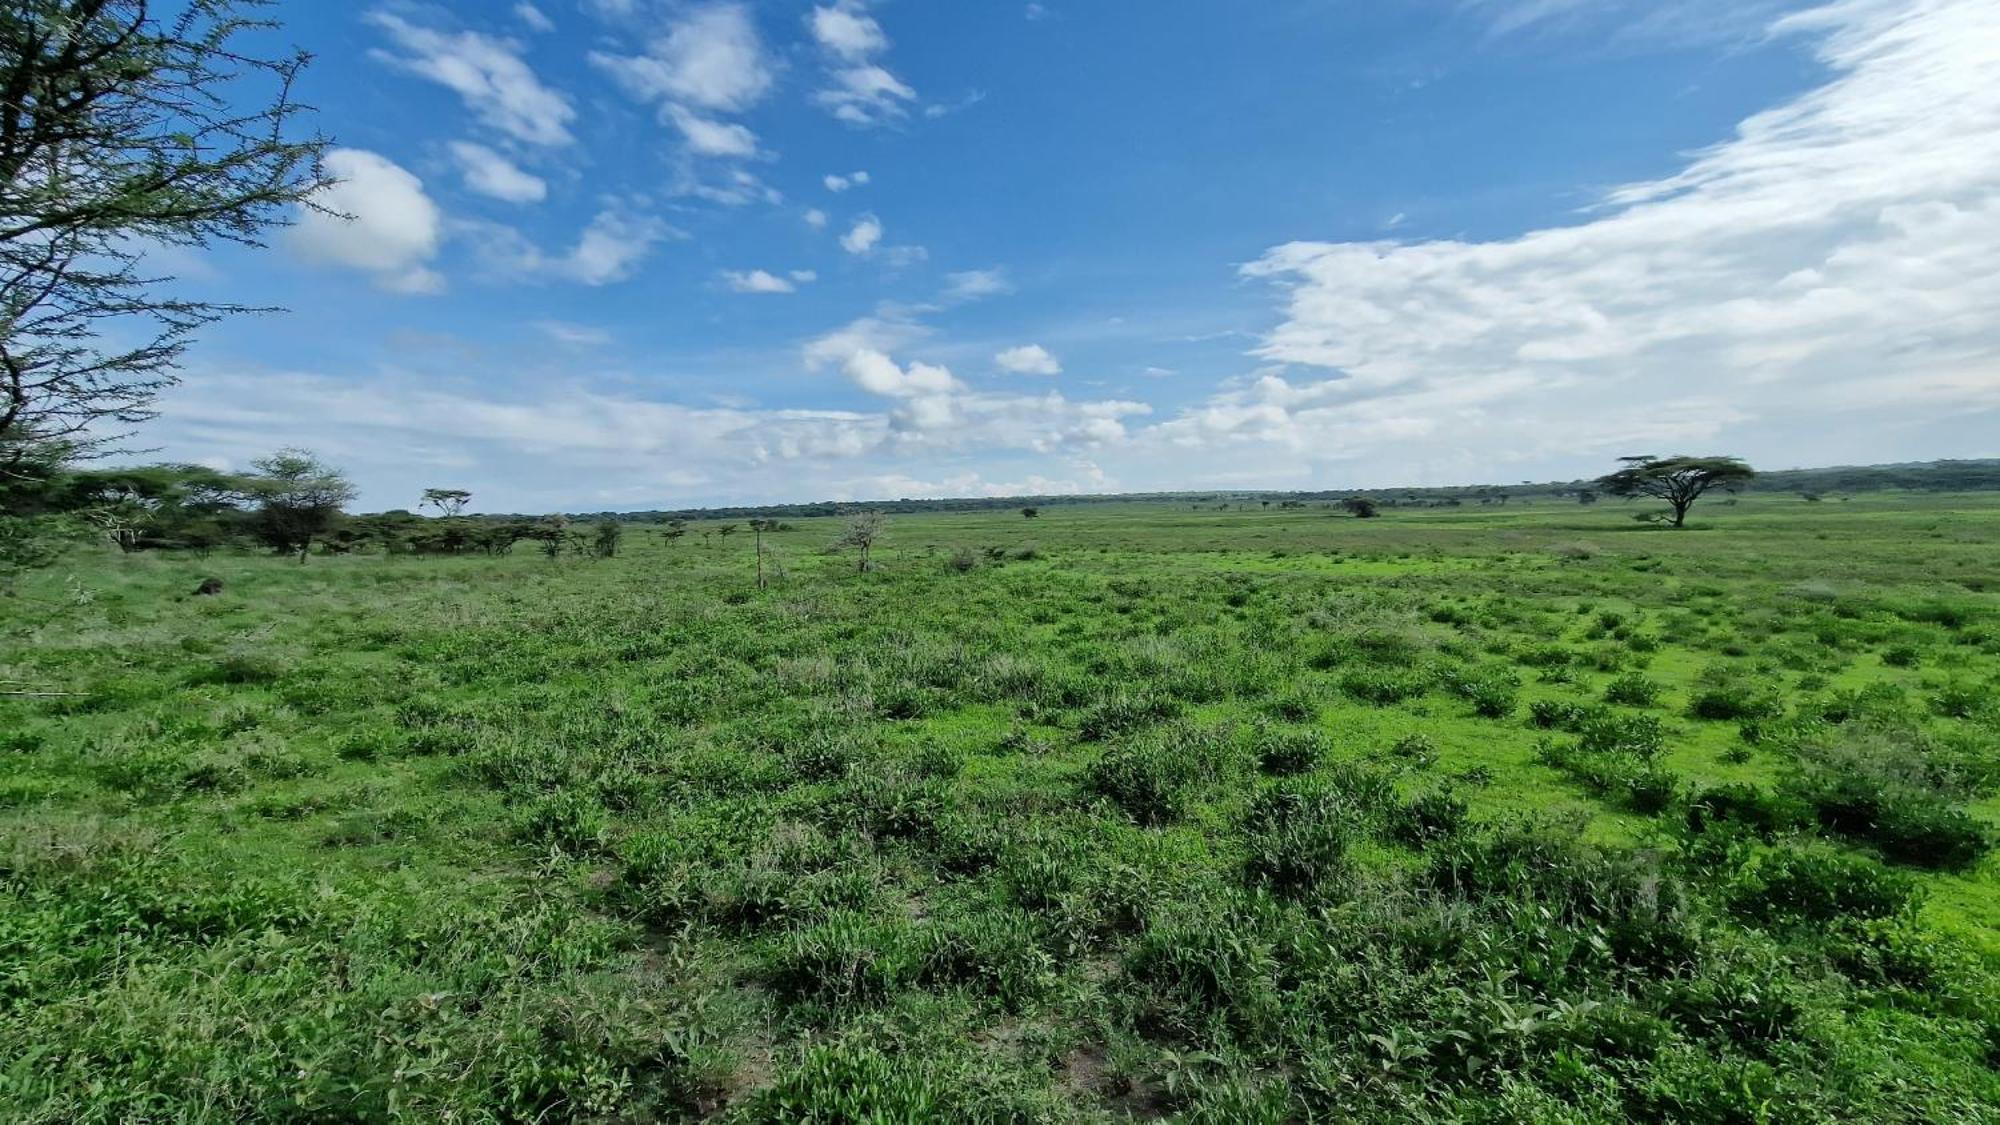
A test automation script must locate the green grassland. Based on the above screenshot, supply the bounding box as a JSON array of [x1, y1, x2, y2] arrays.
[[3, 492, 1998, 1121]]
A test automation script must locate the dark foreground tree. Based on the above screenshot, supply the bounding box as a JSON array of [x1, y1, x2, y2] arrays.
[[1597, 455, 1756, 527], [1021, 506, 1038, 519], [242, 448, 353, 562], [1342, 497, 1379, 519], [0, 1, 330, 459]]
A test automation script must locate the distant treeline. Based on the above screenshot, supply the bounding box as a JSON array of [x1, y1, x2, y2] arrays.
[[529, 458, 2000, 523]]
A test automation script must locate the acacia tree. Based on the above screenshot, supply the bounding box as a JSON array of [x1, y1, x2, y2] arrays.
[[0, 1, 330, 465], [592, 519, 620, 558], [241, 448, 353, 562], [419, 488, 470, 517], [835, 511, 885, 573], [1596, 455, 1755, 528]]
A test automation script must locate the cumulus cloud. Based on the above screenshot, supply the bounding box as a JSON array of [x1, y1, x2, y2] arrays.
[[808, 2, 916, 126], [824, 170, 871, 192], [722, 268, 809, 293], [803, 208, 829, 229], [810, 3, 888, 60], [995, 344, 1062, 376], [591, 3, 773, 114], [447, 141, 547, 203], [368, 13, 574, 147], [1211, 0, 2000, 483], [839, 214, 884, 254], [290, 149, 445, 294]]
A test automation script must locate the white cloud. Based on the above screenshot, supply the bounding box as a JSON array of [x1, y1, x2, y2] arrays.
[[943, 268, 1013, 301], [290, 148, 445, 295], [1209, 0, 2000, 483], [807, 2, 916, 126], [591, 3, 773, 114], [446, 141, 547, 203], [816, 65, 917, 127], [810, 4, 888, 60], [824, 170, 871, 192], [667, 105, 761, 157], [840, 214, 884, 254], [535, 321, 612, 347], [367, 13, 574, 147], [790, 270, 819, 283], [722, 268, 807, 293], [995, 344, 1062, 376], [803, 208, 829, 229], [473, 209, 678, 285], [558, 211, 676, 284], [514, 3, 555, 33], [843, 348, 962, 398], [1463, 0, 1807, 45]]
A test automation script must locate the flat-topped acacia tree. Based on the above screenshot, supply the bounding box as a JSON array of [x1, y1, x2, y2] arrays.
[[420, 489, 471, 517], [1596, 455, 1756, 527]]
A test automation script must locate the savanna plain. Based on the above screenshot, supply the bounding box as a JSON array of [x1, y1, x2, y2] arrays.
[[3, 494, 1998, 1122]]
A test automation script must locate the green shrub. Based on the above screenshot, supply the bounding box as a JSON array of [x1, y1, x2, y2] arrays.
[[1085, 723, 1234, 825], [1253, 725, 1327, 776], [1339, 668, 1429, 705], [1603, 673, 1661, 707], [1242, 779, 1364, 897], [765, 911, 911, 1009], [1728, 845, 1917, 924], [751, 1040, 949, 1120], [1391, 787, 1469, 845], [1687, 681, 1784, 722], [1077, 690, 1183, 740]]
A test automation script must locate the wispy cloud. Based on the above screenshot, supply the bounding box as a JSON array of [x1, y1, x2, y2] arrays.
[[367, 12, 575, 147]]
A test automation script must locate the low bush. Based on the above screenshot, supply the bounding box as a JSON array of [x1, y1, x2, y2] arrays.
[[1603, 673, 1662, 707], [1728, 844, 1917, 924], [1242, 778, 1367, 898], [1253, 725, 1328, 776]]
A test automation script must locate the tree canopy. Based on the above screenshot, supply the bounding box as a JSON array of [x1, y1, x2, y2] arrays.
[[1596, 455, 1755, 527], [0, 0, 329, 463]]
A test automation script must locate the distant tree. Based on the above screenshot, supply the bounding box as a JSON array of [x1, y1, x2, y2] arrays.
[[835, 511, 886, 573], [1575, 489, 1599, 505], [0, 1, 330, 458], [420, 488, 471, 517], [1596, 455, 1756, 528], [748, 517, 780, 588], [592, 519, 621, 558], [531, 515, 571, 560], [717, 523, 738, 543], [241, 449, 355, 562], [1342, 497, 1380, 519], [1021, 506, 1039, 519], [661, 525, 686, 548]]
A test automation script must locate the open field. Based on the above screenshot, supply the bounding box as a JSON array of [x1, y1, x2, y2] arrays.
[[3, 493, 1998, 1121]]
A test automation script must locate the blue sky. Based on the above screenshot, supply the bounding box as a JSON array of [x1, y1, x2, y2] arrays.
[[146, 0, 2000, 511]]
